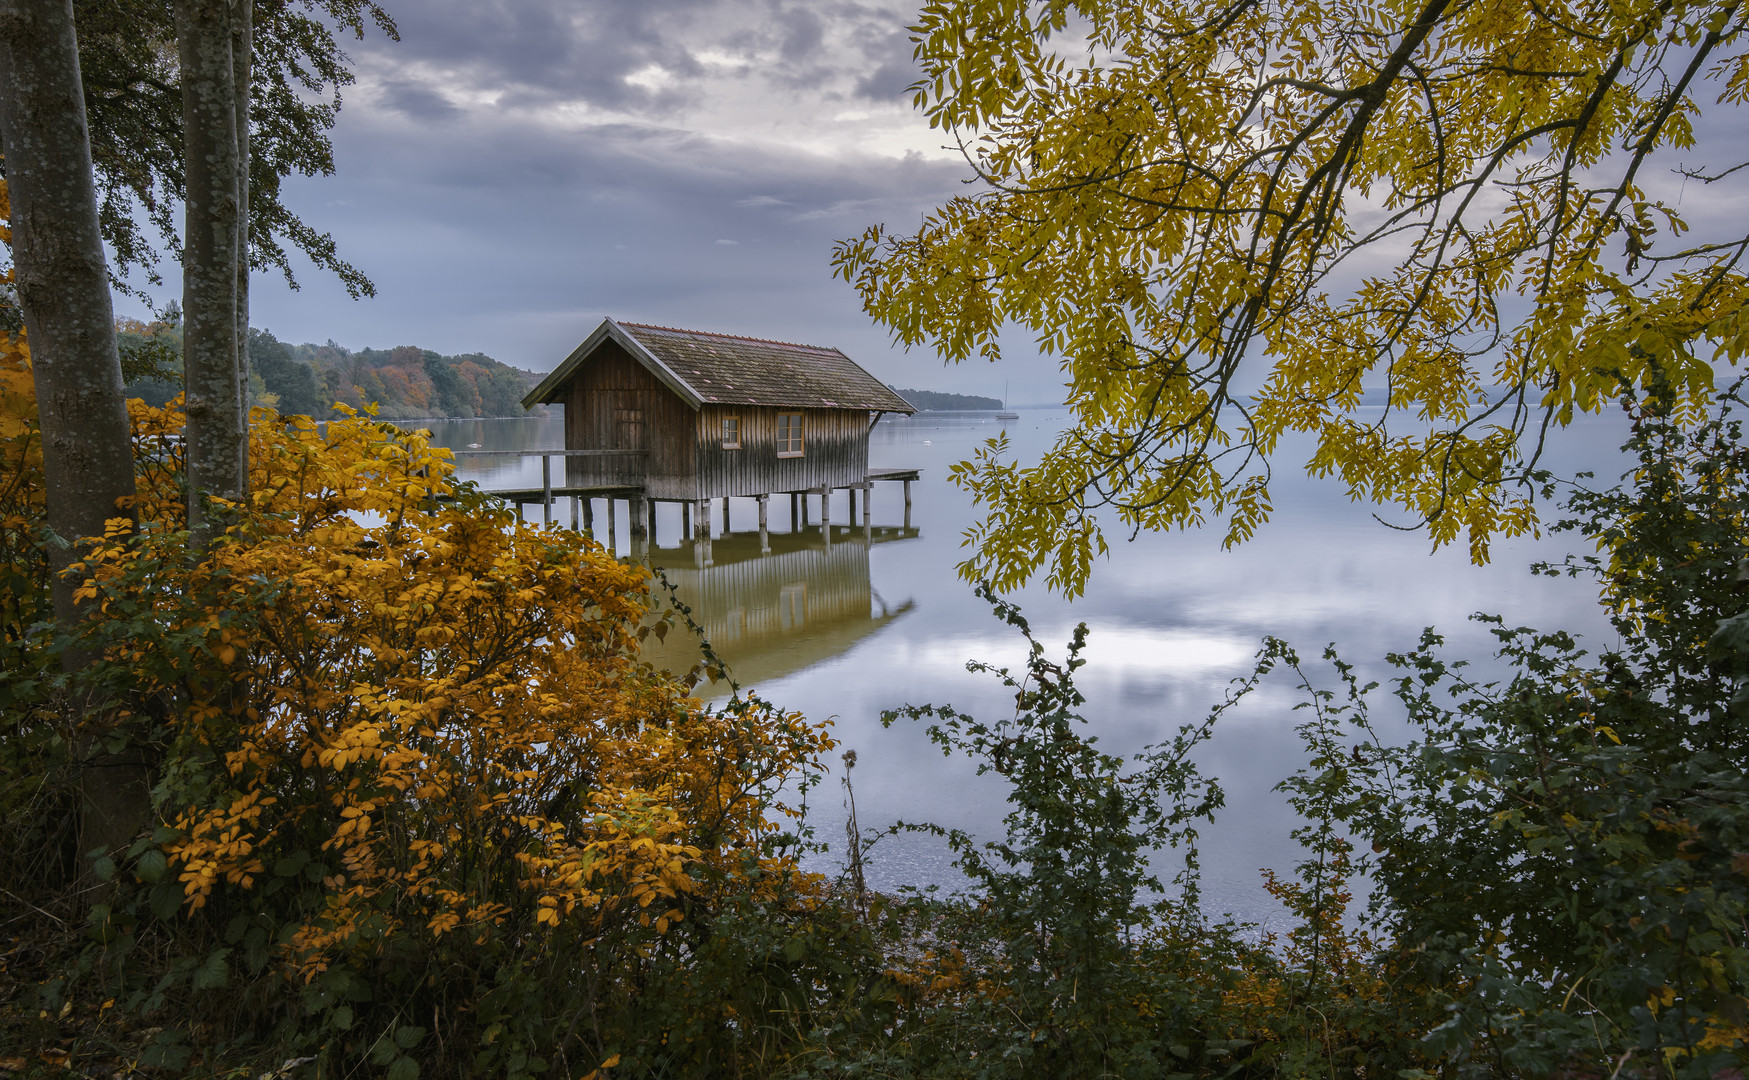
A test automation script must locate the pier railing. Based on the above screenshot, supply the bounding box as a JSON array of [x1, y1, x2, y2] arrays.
[[447, 450, 919, 539], [449, 449, 647, 519]]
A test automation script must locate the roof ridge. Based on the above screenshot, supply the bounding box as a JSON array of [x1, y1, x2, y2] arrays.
[[618, 321, 839, 354]]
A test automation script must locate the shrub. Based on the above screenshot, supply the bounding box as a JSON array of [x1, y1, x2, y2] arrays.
[[0, 340, 866, 1078]]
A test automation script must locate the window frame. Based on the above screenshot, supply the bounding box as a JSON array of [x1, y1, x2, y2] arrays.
[[776, 411, 804, 457], [721, 414, 741, 449]]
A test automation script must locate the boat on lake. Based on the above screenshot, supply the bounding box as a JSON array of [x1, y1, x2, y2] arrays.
[[995, 381, 1019, 420]]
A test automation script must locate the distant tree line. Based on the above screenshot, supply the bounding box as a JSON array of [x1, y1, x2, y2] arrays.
[[890, 385, 1003, 411], [118, 311, 544, 420]]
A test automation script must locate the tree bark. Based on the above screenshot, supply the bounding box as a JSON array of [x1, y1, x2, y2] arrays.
[[0, 0, 145, 867], [175, 0, 245, 544], [231, 0, 249, 424]]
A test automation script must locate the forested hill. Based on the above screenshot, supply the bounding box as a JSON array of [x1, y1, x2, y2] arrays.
[[120, 321, 548, 420], [890, 386, 1004, 411]]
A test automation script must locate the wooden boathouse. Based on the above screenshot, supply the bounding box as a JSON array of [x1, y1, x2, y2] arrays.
[[519, 317, 917, 545]]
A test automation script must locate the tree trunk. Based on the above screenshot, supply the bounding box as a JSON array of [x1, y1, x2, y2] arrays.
[[232, 0, 249, 425], [0, 0, 145, 868], [175, 0, 245, 545]]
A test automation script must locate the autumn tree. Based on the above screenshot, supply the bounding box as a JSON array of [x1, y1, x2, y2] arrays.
[[835, 0, 1749, 593]]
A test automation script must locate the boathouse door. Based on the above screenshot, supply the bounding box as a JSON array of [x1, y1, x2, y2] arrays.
[[612, 392, 646, 482]]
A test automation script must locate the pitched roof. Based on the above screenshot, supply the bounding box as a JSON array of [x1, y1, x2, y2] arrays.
[[521, 317, 915, 413]]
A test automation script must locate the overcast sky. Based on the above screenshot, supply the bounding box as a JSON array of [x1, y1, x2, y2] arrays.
[[114, 1, 1749, 408], [118, 0, 1060, 403]]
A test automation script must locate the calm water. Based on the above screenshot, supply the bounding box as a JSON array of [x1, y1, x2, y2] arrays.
[[414, 411, 1626, 927]]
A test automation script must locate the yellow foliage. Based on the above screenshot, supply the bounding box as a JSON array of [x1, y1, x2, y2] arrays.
[[53, 390, 833, 979], [834, 0, 1749, 594], [0, 326, 44, 672]]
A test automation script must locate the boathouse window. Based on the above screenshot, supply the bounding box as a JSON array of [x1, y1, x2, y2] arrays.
[[776, 412, 804, 457], [721, 415, 741, 449]]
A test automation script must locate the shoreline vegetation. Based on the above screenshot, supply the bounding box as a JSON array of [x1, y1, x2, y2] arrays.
[[3, 349, 1746, 1077], [117, 314, 549, 421], [888, 386, 1003, 412]]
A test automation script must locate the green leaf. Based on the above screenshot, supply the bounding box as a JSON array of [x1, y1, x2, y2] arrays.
[[386, 1056, 419, 1080], [192, 948, 230, 990], [135, 848, 168, 884], [149, 878, 185, 922]]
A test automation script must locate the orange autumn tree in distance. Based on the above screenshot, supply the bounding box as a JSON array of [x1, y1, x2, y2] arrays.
[[2, 328, 862, 1075]]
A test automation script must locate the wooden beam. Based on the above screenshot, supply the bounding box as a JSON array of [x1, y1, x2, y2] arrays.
[[542, 455, 552, 525]]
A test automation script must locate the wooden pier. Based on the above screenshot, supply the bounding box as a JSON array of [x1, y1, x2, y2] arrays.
[[450, 449, 920, 551]]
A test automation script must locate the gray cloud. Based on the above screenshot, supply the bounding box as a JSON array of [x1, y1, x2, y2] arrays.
[[851, 23, 918, 100], [378, 80, 462, 123], [358, 0, 717, 114], [777, 7, 826, 61], [116, 0, 1069, 404]]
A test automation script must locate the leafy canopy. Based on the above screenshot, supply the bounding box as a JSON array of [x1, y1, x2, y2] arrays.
[[835, 0, 1749, 594], [68, 0, 397, 298]]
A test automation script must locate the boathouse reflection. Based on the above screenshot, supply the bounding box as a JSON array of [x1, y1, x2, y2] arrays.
[[640, 524, 919, 691]]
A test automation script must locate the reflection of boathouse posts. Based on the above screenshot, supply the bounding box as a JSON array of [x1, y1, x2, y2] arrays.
[[641, 524, 921, 692]]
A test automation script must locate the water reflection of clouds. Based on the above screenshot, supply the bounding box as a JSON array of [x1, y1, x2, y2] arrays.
[[415, 411, 1642, 924], [890, 625, 1253, 682]]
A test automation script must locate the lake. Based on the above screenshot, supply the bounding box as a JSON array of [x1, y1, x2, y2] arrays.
[[414, 410, 1625, 928]]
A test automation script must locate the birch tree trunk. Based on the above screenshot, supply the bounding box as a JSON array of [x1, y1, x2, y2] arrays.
[[232, 0, 249, 424], [175, 0, 246, 545], [0, 0, 145, 865]]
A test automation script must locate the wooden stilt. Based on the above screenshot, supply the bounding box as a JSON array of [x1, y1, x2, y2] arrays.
[[570, 494, 579, 531], [629, 494, 649, 554], [541, 456, 553, 525], [903, 479, 913, 529], [821, 488, 831, 527], [757, 494, 770, 553], [848, 486, 856, 522], [790, 492, 800, 530], [607, 499, 617, 553], [696, 499, 710, 540], [583, 497, 595, 536], [721, 496, 730, 535], [862, 483, 872, 526], [682, 501, 692, 537], [800, 493, 810, 527]]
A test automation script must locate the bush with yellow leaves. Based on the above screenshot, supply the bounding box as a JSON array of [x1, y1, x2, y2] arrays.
[[0, 333, 886, 1079]]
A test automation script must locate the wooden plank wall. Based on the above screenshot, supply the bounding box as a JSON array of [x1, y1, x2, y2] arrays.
[[556, 342, 873, 500], [694, 405, 868, 499], [563, 341, 696, 495]]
